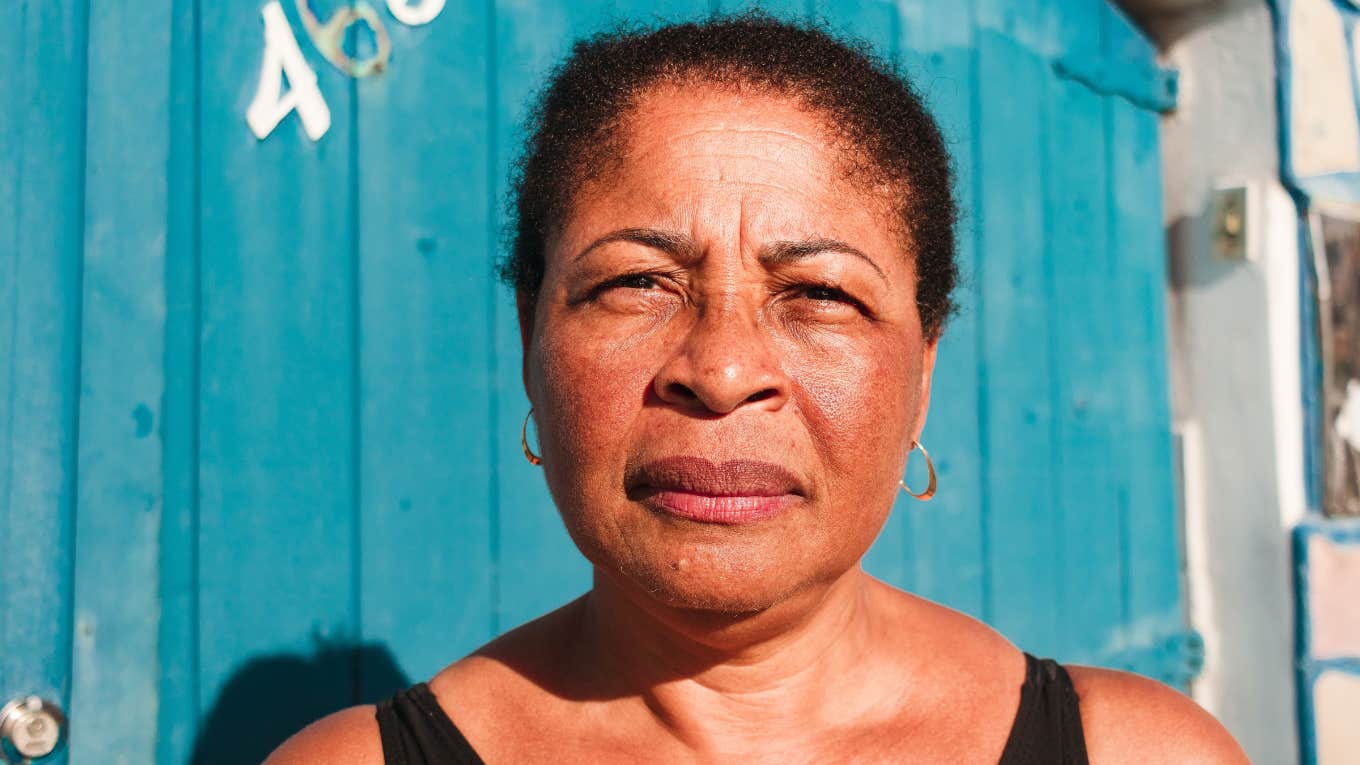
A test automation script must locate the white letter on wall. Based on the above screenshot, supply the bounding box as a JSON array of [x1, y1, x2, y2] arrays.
[[246, 0, 332, 141], [386, 0, 445, 26]]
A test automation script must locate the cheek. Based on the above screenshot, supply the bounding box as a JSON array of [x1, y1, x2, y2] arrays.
[[785, 332, 919, 482], [531, 316, 655, 470]]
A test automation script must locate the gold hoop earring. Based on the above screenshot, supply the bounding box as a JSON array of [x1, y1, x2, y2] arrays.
[[899, 440, 936, 501], [521, 407, 543, 466]]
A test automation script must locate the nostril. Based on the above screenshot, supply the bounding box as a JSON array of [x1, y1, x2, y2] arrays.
[[667, 382, 699, 402], [745, 388, 777, 404]]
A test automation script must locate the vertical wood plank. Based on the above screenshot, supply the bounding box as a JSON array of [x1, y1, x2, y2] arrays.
[[893, 0, 986, 619], [1106, 2, 1184, 658], [0, 5, 21, 659], [620, 0, 714, 24], [973, 0, 1060, 654], [810, 2, 896, 65], [354, 2, 498, 694], [716, 0, 810, 18], [68, 1, 170, 762], [195, 1, 359, 759], [1043, 0, 1125, 665], [158, 0, 203, 757], [0, 2, 87, 742]]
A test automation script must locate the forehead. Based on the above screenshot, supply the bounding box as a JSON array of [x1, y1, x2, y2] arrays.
[[619, 84, 840, 175], [561, 83, 903, 248]]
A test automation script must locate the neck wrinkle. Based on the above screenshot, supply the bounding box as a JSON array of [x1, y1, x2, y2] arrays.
[[573, 565, 900, 751]]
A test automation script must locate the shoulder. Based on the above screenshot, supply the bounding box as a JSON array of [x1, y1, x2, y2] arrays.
[[1066, 665, 1248, 764], [262, 704, 384, 765], [263, 602, 586, 765], [875, 580, 1025, 681]]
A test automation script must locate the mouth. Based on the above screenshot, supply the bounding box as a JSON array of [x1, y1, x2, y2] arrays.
[[625, 456, 805, 525]]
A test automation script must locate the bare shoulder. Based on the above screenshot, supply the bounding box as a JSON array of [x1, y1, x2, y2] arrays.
[[262, 704, 384, 765], [1067, 666, 1248, 764], [874, 578, 1023, 673], [428, 598, 587, 716]]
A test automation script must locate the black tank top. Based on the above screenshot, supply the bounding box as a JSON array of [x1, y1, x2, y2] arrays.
[[375, 652, 1089, 764]]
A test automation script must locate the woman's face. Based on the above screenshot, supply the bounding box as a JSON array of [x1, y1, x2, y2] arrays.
[[522, 84, 938, 614]]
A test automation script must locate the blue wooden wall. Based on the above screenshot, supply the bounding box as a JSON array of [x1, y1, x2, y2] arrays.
[[0, 1, 1187, 762]]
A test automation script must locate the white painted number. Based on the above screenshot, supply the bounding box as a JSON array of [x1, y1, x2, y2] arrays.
[[386, 0, 445, 26], [246, 0, 332, 141], [246, 0, 445, 141]]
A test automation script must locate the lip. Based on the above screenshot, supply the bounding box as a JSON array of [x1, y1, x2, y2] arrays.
[[626, 456, 804, 525]]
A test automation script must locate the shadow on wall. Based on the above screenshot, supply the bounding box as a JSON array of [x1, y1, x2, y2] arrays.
[[1117, 0, 1262, 48], [190, 641, 410, 764]]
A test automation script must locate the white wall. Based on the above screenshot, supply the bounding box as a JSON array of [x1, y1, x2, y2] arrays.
[[1127, 1, 1304, 763]]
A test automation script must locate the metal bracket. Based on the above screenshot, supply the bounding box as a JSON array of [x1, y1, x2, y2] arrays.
[[1212, 186, 1250, 261]]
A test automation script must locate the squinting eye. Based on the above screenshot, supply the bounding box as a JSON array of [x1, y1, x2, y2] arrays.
[[802, 285, 854, 304], [611, 273, 658, 290], [586, 272, 660, 300], [581, 271, 679, 306], [788, 283, 872, 319]]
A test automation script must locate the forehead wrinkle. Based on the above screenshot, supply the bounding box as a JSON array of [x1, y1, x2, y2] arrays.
[[649, 124, 826, 147], [623, 91, 835, 156], [605, 89, 889, 208], [629, 138, 835, 183], [567, 88, 913, 278]]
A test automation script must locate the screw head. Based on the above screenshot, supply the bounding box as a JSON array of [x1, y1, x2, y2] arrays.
[[1, 696, 65, 760]]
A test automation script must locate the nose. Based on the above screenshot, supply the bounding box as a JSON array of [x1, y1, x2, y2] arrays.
[[652, 305, 789, 416]]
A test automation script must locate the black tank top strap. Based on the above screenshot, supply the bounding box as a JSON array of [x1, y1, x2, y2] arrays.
[[997, 652, 1091, 765], [375, 682, 485, 765]]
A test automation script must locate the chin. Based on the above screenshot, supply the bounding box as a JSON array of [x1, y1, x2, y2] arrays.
[[622, 563, 793, 616], [551, 482, 875, 619], [573, 523, 825, 616]]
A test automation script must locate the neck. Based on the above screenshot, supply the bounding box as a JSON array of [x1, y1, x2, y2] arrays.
[[571, 566, 902, 752]]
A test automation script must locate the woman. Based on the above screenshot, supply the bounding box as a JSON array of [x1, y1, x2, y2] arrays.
[[269, 14, 1246, 764]]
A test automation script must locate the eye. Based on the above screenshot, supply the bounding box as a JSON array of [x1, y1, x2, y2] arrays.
[[608, 273, 660, 290], [801, 284, 854, 303], [796, 283, 867, 311], [776, 281, 876, 323], [576, 270, 687, 311], [585, 271, 664, 301]]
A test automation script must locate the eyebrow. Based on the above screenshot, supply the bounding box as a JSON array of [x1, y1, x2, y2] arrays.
[[572, 227, 887, 279], [758, 237, 886, 279], [571, 228, 701, 262]]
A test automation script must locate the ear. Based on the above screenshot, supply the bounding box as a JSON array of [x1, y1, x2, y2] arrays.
[[912, 337, 940, 444], [516, 291, 537, 401]]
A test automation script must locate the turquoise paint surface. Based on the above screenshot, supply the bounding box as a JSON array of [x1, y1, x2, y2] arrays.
[[1041, 0, 1124, 667], [68, 2, 172, 763], [0, 1, 1187, 760], [0, 3, 89, 765]]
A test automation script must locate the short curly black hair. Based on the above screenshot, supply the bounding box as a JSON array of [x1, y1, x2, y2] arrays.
[[501, 11, 958, 340]]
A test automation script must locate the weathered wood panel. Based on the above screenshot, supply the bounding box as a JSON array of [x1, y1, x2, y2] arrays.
[[0, 7, 88, 765], [68, 2, 171, 763]]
